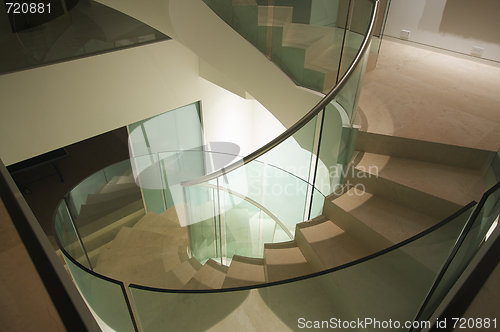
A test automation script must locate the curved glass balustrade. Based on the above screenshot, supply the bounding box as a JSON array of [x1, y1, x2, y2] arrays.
[[203, 0, 374, 94], [51, 1, 500, 331]]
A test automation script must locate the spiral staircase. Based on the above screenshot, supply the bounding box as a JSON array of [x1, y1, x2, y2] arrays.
[[49, 0, 500, 331]]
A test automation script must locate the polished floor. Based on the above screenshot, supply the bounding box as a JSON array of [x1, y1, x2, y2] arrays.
[[358, 38, 500, 152]]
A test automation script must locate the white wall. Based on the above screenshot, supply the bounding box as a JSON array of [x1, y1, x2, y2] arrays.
[[0, 39, 283, 165], [384, 0, 500, 63]]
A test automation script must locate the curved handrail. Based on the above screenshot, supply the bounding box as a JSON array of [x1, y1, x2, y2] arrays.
[[127, 200, 480, 293], [181, 0, 380, 187]]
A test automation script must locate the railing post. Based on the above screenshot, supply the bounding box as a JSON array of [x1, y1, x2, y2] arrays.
[[63, 196, 93, 271]]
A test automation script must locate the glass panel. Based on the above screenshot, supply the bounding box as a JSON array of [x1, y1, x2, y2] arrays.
[[132, 154, 165, 214], [54, 200, 90, 269], [158, 150, 207, 210], [310, 187, 325, 219], [263, 115, 317, 182], [103, 159, 133, 183], [64, 254, 136, 332], [68, 160, 145, 269], [203, 0, 374, 95], [338, 0, 373, 78], [1, 1, 170, 74], [315, 102, 347, 196], [68, 170, 107, 217], [129, 285, 250, 332], [258, 205, 473, 331], [337, 48, 369, 122], [185, 183, 219, 263], [419, 189, 500, 321], [128, 103, 203, 158]]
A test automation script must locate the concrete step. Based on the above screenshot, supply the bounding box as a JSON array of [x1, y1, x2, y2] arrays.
[[295, 218, 373, 272], [97, 181, 138, 194], [108, 227, 187, 251], [147, 257, 202, 289], [353, 152, 484, 207], [133, 211, 182, 234], [344, 165, 466, 221], [264, 241, 312, 282], [355, 131, 495, 171], [66, 208, 146, 265], [332, 189, 440, 245], [222, 255, 265, 288], [85, 185, 141, 205], [77, 190, 142, 221], [77, 199, 144, 237], [257, 5, 293, 28], [184, 259, 229, 290], [160, 202, 188, 227]]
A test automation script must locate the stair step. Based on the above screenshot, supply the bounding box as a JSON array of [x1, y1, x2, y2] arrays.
[[96, 253, 169, 285], [282, 24, 333, 49], [147, 258, 202, 289], [160, 203, 187, 227], [333, 189, 440, 244], [66, 208, 145, 259], [222, 255, 265, 288], [295, 219, 373, 272], [264, 241, 312, 282], [184, 259, 229, 290], [77, 190, 142, 222], [344, 164, 466, 220], [77, 199, 144, 236], [354, 152, 484, 206], [133, 211, 187, 236], [85, 185, 141, 205], [97, 181, 138, 194], [356, 131, 495, 170], [108, 227, 187, 251], [257, 5, 293, 28]]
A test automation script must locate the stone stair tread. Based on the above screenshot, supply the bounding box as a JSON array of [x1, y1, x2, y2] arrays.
[[333, 189, 440, 244], [222, 255, 265, 288], [133, 211, 186, 236], [282, 24, 334, 49], [97, 255, 167, 286], [95, 245, 166, 273], [97, 181, 138, 194], [264, 241, 313, 282], [296, 219, 372, 271], [108, 227, 187, 251], [307, 43, 343, 73], [78, 209, 145, 254], [355, 131, 495, 170], [258, 5, 293, 27], [184, 259, 229, 290], [85, 185, 141, 205], [146, 257, 202, 289], [355, 152, 484, 206], [77, 199, 144, 235], [77, 190, 142, 221], [160, 203, 187, 227]]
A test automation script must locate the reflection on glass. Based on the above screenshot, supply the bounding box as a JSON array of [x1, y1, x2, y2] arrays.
[[64, 254, 136, 332], [130, 285, 250, 332], [1, 0, 170, 74], [202, 0, 373, 95]]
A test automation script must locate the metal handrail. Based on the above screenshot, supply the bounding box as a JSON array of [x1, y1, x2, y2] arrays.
[[181, 0, 380, 187]]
